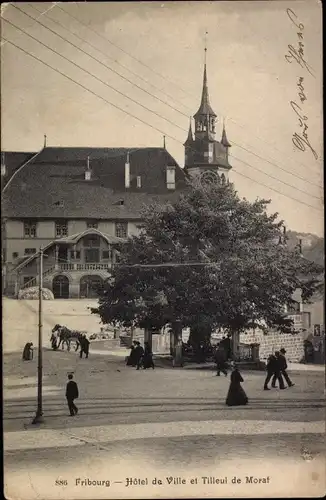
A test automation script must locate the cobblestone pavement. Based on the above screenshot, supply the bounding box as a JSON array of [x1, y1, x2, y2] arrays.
[[3, 346, 326, 499]]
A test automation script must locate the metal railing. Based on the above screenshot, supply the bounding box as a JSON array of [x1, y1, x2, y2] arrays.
[[20, 262, 111, 290], [20, 266, 56, 290]]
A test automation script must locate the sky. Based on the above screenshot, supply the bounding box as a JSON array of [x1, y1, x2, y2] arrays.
[[1, 1, 323, 236]]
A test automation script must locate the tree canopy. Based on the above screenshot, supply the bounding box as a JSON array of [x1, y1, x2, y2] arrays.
[[92, 180, 322, 342]]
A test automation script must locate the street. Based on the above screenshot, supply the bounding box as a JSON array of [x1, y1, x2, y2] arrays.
[[3, 343, 326, 499]]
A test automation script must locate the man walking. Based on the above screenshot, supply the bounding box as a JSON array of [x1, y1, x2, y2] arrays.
[[264, 353, 277, 390], [215, 344, 228, 376], [271, 351, 286, 389], [66, 374, 79, 416], [134, 341, 144, 370], [80, 334, 90, 359], [278, 348, 294, 387]]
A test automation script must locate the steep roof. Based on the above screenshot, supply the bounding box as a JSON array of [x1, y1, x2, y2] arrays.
[[2, 147, 187, 219], [194, 65, 217, 119], [221, 125, 231, 148], [1, 152, 37, 186]]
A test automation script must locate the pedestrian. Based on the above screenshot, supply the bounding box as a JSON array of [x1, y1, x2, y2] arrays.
[[271, 351, 286, 389], [278, 348, 294, 387], [79, 334, 90, 359], [215, 343, 228, 376], [83, 335, 90, 359], [134, 341, 144, 370], [22, 342, 33, 361], [263, 353, 277, 390], [143, 341, 155, 369], [65, 373, 79, 416], [126, 341, 138, 366], [220, 333, 232, 360], [226, 362, 248, 406]]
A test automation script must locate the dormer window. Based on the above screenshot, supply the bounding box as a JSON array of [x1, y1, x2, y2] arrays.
[[85, 156, 91, 180]]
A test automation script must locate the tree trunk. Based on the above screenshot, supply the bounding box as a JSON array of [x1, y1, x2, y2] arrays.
[[144, 328, 152, 351], [171, 322, 183, 367], [189, 324, 212, 362], [232, 330, 240, 361]]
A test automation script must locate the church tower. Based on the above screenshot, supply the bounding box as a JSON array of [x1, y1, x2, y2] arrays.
[[184, 46, 232, 184]]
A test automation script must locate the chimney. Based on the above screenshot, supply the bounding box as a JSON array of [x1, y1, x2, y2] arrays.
[[85, 156, 91, 180], [125, 152, 130, 188], [1, 152, 6, 176], [166, 165, 176, 190], [136, 176, 141, 188]]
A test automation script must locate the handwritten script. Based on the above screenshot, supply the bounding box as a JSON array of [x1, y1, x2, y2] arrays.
[[285, 8, 318, 160]]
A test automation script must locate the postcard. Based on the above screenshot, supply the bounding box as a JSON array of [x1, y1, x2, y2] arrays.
[[2, 1, 324, 499]]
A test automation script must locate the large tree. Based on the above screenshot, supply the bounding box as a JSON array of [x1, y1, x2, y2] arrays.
[[92, 180, 322, 358]]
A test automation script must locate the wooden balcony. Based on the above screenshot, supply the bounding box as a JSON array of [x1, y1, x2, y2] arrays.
[[55, 262, 112, 271]]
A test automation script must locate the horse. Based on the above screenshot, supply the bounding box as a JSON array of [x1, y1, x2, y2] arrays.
[[51, 324, 84, 352]]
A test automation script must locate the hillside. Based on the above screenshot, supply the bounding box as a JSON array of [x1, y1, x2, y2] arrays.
[[286, 231, 324, 267]]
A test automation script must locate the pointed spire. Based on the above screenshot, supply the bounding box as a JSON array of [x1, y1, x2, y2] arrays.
[[43, 134, 47, 148], [184, 118, 193, 145], [194, 39, 216, 119], [221, 118, 231, 147], [163, 135, 166, 149]]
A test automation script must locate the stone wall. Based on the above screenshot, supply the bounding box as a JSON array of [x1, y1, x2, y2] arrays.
[[134, 328, 305, 362], [238, 330, 305, 362], [210, 329, 305, 363]]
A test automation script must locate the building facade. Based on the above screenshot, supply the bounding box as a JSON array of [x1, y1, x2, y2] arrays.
[[2, 58, 232, 299]]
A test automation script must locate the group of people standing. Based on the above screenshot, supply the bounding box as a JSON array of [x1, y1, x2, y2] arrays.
[[264, 348, 294, 390], [126, 341, 155, 370]]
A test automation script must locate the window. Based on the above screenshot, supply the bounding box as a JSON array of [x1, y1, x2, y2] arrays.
[[87, 220, 99, 229], [23, 276, 34, 285], [12, 252, 19, 259], [84, 235, 100, 247], [55, 220, 68, 237], [102, 250, 111, 260], [70, 250, 81, 260], [24, 221, 37, 238], [24, 248, 36, 255], [115, 222, 128, 238]]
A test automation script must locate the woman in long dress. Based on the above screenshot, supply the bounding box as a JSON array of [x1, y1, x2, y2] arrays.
[[22, 342, 33, 361], [126, 341, 137, 366], [226, 363, 248, 406]]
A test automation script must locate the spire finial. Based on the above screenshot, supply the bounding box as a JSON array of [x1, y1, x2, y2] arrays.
[[163, 135, 166, 149], [43, 134, 47, 148], [204, 31, 208, 65]]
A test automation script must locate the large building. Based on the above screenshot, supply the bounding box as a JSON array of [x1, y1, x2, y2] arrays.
[[2, 59, 232, 299]]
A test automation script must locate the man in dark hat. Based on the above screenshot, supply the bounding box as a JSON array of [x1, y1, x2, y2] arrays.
[[65, 373, 79, 416], [271, 351, 286, 389], [264, 352, 277, 390], [215, 343, 228, 376], [134, 341, 144, 370], [276, 348, 294, 387]]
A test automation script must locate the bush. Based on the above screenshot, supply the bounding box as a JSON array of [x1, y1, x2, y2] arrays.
[[18, 287, 54, 300]]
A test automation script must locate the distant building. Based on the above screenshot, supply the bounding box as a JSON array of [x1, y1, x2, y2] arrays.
[[2, 57, 232, 298]]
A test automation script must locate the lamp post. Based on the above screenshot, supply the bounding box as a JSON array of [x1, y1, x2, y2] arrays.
[[32, 246, 44, 424]]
